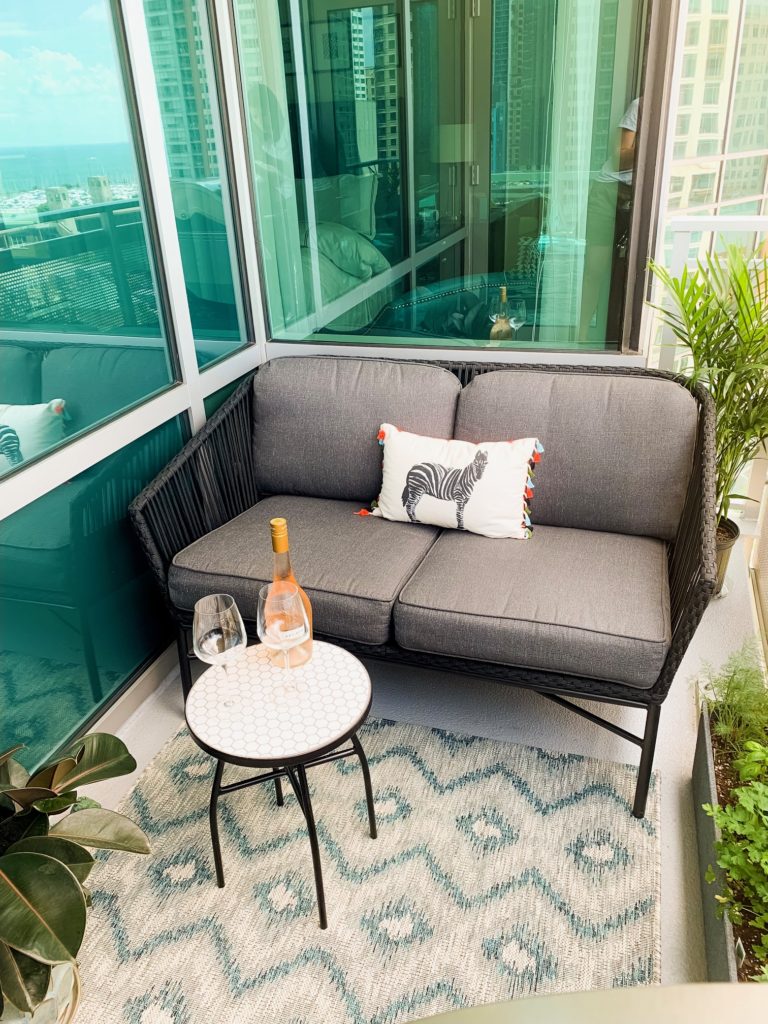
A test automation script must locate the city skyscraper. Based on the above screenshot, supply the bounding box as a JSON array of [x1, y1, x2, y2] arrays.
[[144, 0, 218, 180]]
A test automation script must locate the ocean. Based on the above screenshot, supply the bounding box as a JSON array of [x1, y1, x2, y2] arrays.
[[0, 142, 138, 196]]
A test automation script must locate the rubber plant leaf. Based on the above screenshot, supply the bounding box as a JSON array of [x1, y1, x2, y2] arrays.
[[27, 759, 78, 791], [0, 853, 86, 964], [70, 797, 101, 814], [0, 811, 48, 857], [0, 749, 24, 769], [31, 793, 78, 816], [0, 789, 58, 812], [49, 735, 136, 793], [0, 759, 29, 791], [0, 940, 50, 1013], [0, 796, 14, 826], [51, 808, 150, 854], [6, 837, 94, 885]]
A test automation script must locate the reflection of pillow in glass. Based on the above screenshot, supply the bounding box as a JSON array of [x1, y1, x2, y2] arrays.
[[0, 399, 66, 468], [309, 223, 390, 281], [313, 172, 377, 238]]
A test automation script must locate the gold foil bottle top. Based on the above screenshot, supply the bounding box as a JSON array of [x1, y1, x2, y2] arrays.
[[270, 517, 289, 553], [499, 285, 507, 304]]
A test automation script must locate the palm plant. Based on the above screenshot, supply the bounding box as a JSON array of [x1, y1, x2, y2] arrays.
[[649, 244, 768, 524], [0, 734, 148, 1018]]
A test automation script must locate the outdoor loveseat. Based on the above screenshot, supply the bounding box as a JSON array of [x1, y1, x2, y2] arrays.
[[130, 356, 717, 818]]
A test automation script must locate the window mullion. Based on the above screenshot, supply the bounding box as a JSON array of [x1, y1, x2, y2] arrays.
[[117, 0, 205, 433]]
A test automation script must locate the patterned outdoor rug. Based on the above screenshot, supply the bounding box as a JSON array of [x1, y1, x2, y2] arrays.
[[80, 719, 660, 1023]]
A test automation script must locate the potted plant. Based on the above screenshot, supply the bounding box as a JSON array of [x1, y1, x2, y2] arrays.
[[694, 643, 768, 982], [649, 245, 768, 594], [0, 734, 149, 1021]]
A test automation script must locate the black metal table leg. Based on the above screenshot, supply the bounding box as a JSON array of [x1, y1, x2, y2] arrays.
[[274, 775, 284, 807], [287, 766, 327, 929], [351, 733, 377, 839], [209, 759, 225, 888]]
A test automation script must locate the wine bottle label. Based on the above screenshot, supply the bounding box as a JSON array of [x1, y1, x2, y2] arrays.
[[273, 624, 306, 642]]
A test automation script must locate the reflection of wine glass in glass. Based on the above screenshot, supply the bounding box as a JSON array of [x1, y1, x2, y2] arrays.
[[257, 583, 310, 670], [510, 300, 526, 338], [193, 594, 247, 679]]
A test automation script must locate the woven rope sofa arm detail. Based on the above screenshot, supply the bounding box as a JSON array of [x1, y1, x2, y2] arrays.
[[651, 382, 718, 702], [129, 374, 258, 604]]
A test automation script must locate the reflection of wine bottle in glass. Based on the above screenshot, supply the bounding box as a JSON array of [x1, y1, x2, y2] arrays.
[[490, 285, 514, 343], [269, 517, 313, 667]]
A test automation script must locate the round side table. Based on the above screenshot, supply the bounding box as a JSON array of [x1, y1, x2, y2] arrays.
[[185, 640, 378, 929]]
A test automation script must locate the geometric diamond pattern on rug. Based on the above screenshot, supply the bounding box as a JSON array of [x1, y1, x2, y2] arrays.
[[79, 718, 660, 1023]]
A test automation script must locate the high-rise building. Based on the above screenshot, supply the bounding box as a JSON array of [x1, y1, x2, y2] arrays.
[[666, 0, 768, 232], [144, 0, 218, 180], [373, 8, 400, 164]]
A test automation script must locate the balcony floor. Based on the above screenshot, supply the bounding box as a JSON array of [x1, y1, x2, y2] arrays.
[[91, 540, 757, 988]]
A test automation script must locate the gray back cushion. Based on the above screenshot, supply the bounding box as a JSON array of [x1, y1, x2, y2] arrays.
[[41, 344, 173, 431], [253, 357, 460, 501], [0, 344, 43, 404], [454, 369, 698, 540]]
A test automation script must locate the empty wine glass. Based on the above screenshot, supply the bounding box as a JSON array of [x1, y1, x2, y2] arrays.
[[510, 300, 526, 338], [257, 583, 310, 670], [193, 594, 247, 677]]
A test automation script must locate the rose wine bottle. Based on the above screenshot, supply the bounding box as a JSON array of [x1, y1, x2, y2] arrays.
[[269, 517, 313, 666], [490, 284, 514, 343]]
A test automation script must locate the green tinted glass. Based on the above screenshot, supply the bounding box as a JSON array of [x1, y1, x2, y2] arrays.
[[0, 0, 177, 476], [0, 1, 165, 340], [0, 417, 185, 769], [143, 0, 249, 368], [234, 0, 646, 352]]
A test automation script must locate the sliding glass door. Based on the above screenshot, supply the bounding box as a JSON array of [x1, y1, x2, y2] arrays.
[[233, 0, 646, 351]]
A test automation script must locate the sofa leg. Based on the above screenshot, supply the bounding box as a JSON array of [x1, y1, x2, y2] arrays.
[[632, 704, 661, 819], [176, 626, 194, 700]]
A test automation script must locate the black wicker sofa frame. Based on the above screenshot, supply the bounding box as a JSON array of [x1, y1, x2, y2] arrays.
[[130, 359, 717, 819]]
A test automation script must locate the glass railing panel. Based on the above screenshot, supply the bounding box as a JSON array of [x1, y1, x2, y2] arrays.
[[0, 416, 185, 770]]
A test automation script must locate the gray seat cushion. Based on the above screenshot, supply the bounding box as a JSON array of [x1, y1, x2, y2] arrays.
[[454, 368, 698, 541], [394, 526, 671, 688], [252, 356, 460, 502], [169, 495, 440, 645]]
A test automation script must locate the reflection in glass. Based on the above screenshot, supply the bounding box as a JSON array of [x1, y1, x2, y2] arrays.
[[0, 418, 185, 770], [143, 0, 247, 367], [0, 0, 176, 475], [234, 0, 646, 351]]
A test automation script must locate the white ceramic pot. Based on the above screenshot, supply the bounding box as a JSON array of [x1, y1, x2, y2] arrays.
[[0, 963, 80, 1024]]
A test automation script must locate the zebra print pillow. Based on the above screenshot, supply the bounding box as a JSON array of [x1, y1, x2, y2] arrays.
[[0, 399, 66, 473], [369, 424, 543, 539]]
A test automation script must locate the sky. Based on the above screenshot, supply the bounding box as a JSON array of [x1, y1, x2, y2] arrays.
[[0, 1, 128, 148]]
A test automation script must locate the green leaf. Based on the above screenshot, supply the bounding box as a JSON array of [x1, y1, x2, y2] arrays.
[[69, 796, 101, 814], [31, 793, 77, 816], [0, 853, 86, 964], [6, 838, 94, 885], [0, 941, 50, 1013], [0, 748, 24, 769], [51, 735, 136, 793], [0, 811, 48, 857], [0, 795, 14, 825], [51, 808, 149, 854], [28, 759, 77, 792], [0, 789, 57, 812], [0, 759, 29, 791], [705, 866, 716, 885]]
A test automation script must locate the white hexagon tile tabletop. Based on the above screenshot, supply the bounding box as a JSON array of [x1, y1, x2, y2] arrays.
[[185, 641, 372, 764]]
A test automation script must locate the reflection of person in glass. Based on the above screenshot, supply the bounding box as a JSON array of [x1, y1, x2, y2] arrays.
[[579, 98, 640, 342]]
